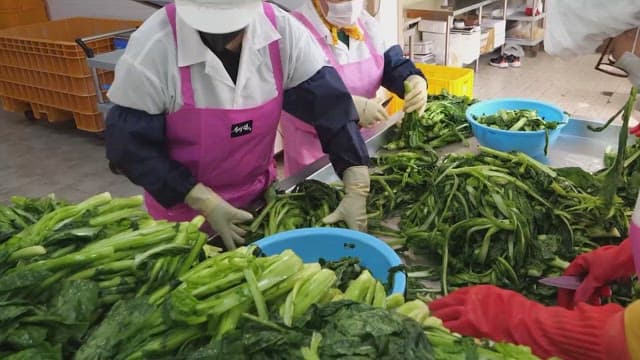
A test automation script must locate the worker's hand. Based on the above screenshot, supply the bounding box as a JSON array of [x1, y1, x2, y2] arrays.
[[353, 96, 389, 128], [430, 285, 544, 341], [557, 239, 635, 309], [185, 183, 253, 250], [429, 285, 628, 360], [323, 166, 370, 231], [403, 75, 428, 115]]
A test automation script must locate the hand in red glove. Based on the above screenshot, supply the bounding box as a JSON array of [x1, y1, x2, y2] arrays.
[[429, 285, 630, 360], [557, 239, 635, 309], [631, 123, 640, 137]]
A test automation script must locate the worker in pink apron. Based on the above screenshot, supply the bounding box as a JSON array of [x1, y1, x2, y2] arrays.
[[105, 0, 372, 250], [281, 0, 428, 176]]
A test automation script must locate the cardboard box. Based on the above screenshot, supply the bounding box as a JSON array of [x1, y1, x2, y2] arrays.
[[480, 28, 496, 54], [421, 27, 481, 67], [404, 40, 434, 55], [418, 19, 447, 34]]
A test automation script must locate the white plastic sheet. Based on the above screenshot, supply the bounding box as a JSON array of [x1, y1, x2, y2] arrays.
[[545, 0, 640, 57]]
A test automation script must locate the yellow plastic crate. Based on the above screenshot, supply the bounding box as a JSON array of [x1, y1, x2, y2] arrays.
[[386, 63, 474, 115]]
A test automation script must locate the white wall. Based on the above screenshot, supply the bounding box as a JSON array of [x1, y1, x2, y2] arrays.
[[46, 0, 155, 20], [377, 0, 401, 46]]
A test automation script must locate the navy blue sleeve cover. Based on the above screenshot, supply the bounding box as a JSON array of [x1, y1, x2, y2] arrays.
[[381, 44, 425, 98], [283, 66, 370, 176], [105, 106, 197, 208]]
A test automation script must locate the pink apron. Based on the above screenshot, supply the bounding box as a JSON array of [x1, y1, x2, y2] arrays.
[[631, 193, 640, 275], [144, 3, 283, 222], [281, 12, 384, 176]]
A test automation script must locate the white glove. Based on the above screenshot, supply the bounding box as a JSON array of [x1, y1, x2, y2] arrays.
[[353, 96, 389, 128], [403, 75, 428, 115], [617, 52, 640, 88], [323, 166, 370, 231], [185, 183, 253, 250]]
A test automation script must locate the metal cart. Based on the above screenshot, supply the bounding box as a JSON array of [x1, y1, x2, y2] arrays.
[[82, 1, 172, 122]]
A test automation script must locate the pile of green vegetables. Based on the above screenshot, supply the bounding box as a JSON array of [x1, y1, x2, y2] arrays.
[[474, 109, 562, 132], [243, 180, 343, 243], [386, 91, 477, 150], [0, 193, 210, 359], [246, 88, 640, 305], [244, 92, 478, 243], [0, 196, 540, 359]]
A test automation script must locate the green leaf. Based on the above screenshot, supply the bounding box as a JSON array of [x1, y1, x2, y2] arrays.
[[6, 325, 49, 349], [76, 297, 158, 360], [0, 269, 53, 294], [3, 343, 62, 360]]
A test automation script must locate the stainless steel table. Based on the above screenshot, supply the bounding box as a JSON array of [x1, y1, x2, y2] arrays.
[[277, 115, 628, 190]]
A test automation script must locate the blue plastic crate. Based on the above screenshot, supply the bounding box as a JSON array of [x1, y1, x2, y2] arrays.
[[113, 37, 129, 49], [254, 228, 406, 295]]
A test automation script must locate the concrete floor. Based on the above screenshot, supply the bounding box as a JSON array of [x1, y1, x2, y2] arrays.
[[1, 51, 638, 203], [0, 114, 140, 203]]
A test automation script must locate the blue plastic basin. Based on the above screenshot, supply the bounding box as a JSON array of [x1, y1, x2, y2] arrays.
[[254, 228, 406, 295], [466, 98, 568, 161]]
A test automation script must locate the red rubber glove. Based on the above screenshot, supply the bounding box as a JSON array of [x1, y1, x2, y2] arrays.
[[429, 285, 630, 360], [631, 123, 640, 137], [557, 239, 635, 309]]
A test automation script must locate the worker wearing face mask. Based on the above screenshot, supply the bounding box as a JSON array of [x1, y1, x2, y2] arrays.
[[428, 2, 640, 359], [105, 0, 372, 251], [280, 0, 428, 176]]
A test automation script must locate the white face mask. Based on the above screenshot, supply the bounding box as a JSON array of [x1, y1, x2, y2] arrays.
[[325, 0, 364, 27]]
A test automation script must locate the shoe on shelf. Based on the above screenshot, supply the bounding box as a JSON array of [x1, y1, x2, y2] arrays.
[[506, 55, 521, 67], [489, 55, 508, 68]]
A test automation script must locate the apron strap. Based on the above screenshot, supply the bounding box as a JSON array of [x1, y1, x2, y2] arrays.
[[291, 11, 341, 69], [263, 3, 284, 94], [291, 12, 384, 75], [165, 3, 196, 107], [358, 19, 384, 68]]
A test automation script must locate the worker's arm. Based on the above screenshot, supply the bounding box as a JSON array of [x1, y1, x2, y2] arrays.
[[276, 6, 369, 231], [283, 66, 370, 177], [380, 45, 425, 98], [357, 12, 425, 98], [105, 106, 196, 208], [430, 285, 632, 360], [276, 6, 370, 177]]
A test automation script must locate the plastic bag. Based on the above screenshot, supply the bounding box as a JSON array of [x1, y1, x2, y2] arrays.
[[545, 0, 640, 57]]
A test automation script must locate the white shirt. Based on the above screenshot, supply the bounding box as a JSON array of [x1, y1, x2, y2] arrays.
[[107, 5, 327, 114], [545, 0, 640, 57], [293, 1, 391, 66]]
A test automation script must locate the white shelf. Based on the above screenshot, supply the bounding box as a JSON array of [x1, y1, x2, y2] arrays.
[[506, 11, 546, 22], [505, 37, 544, 46]]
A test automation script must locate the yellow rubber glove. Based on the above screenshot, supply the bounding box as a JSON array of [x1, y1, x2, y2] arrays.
[[322, 166, 370, 231], [353, 96, 389, 128], [185, 183, 253, 250], [403, 75, 428, 115]]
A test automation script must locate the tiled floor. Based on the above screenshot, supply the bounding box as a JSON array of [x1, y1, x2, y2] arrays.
[[1, 51, 638, 202], [475, 51, 639, 123]]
